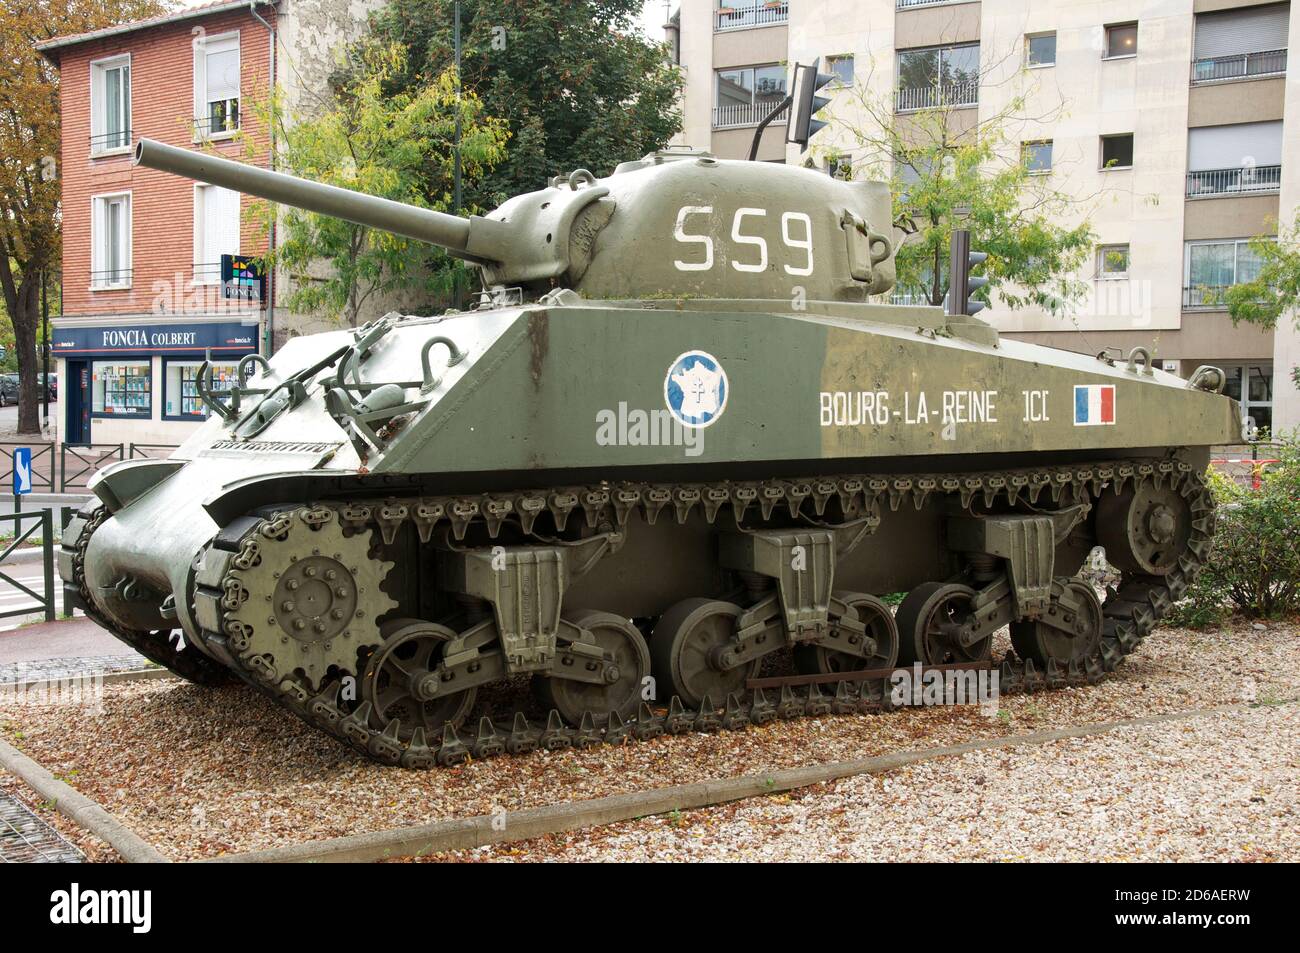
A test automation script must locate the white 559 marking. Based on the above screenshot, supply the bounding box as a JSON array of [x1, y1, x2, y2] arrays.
[[673, 206, 814, 275], [672, 206, 714, 271]]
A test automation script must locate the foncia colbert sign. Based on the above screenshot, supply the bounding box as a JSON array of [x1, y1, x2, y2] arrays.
[[52, 321, 257, 357]]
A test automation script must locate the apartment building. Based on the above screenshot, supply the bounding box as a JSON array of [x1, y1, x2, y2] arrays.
[[36, 0, 376, 447], [672, 0, 1296, 433]]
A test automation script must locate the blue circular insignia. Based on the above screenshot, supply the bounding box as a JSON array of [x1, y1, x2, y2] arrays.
[[664, 350, 729, 429]]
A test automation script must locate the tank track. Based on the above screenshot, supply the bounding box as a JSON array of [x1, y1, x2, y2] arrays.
[[67, 508, 231, 685], [83, 458, 1214, 767]]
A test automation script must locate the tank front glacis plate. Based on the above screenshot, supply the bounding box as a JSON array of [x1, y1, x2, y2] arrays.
[[373, 304, 1240, 476]]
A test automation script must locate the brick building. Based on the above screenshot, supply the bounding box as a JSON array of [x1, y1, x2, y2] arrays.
[[36, 0, 380, 447]]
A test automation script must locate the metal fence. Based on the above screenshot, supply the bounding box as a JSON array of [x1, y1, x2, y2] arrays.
[[0, 442, 178, 493], [716, 1, 788, 30], [1191, 49, 1286, 84], [0, 509, 56, 623], [1186, 164, 1282, 198]]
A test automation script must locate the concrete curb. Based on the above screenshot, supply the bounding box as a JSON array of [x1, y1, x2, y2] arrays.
[[0, 735, 170, 863], [207, 699, 1286, 863], [0, 667, 171, 693]]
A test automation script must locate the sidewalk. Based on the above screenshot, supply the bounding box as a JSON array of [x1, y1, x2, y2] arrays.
[[0, 616, 127, 666]]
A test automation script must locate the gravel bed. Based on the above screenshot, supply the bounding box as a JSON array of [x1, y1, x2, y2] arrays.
[[430, 703, 1298, 862], [0, 621, 1293, 861], [0, 653, 151, 684]]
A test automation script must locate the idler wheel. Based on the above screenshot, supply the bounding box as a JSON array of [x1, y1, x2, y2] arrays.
[[537, 610, 651, 725], [1010, 580, 1103, 668], [362, 618, 476, 741], [1096, 483, 1192, 576], [650, 598, 756, 709], [895, 582, 990, 666], [794, 591, 899, 676]]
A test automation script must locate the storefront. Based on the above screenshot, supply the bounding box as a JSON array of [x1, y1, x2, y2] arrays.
[[51, 317, 261, 446]]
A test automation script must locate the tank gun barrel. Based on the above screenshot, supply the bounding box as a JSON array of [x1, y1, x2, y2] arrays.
[[133, 138, 491, 262]]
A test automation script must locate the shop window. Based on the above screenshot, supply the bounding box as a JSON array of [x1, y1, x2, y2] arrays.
[[92, 360, 151, 417], [165, 360, 238, 419]]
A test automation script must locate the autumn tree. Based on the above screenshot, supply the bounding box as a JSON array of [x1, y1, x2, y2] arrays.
[[1, 0, 161, 433], [257, 42, 508, 326]]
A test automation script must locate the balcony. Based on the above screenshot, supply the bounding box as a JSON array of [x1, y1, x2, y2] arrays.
[[713, 100, 788, 129], [895, 82, 978, 112], [896, 0, 957, 8], [716, 2, 788, 31], [1191, 49, 1287, 84], [1186, 165, 1281, 198]]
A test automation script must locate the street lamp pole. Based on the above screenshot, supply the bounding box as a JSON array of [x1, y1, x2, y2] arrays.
[[41, 269, 49, 430]]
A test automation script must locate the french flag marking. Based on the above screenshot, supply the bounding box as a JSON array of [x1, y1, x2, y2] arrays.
[[1073, 384, 1116, 426]]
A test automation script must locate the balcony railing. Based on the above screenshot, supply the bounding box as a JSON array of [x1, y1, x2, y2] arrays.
[[713, 100, 788, 129], [1191, 49, 1287, 84], [89, 129, 133, 153], [1186, 165, 1281, 197], [896, 82, 978, 112], [90, 267, 132, 289], [716, 2, 788, 31], [1184, 285, 1233, 309], [896, 0, 956, 8]]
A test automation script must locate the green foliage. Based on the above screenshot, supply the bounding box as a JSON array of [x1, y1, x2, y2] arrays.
[[828, 63, 1097, 312], [1166, 437, 1300, 626], [364, 0, 682, 207], [1222, 212, 1300, 331], [256, 43, 508, 324]]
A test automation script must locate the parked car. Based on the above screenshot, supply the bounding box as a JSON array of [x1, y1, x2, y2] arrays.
[[0, 373, 56, 405]]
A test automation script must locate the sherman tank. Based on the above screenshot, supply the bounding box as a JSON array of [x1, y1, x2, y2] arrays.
[[61, 138, 1241, 767]]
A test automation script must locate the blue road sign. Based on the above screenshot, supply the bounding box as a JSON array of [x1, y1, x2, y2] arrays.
[[13, 447, 32, 495]]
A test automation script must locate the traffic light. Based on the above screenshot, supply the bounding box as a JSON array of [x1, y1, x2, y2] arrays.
[[946, 229, 989, 316], [787, 59, 835, 149]]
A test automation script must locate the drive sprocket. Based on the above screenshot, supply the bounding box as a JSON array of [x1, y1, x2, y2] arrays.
[[221, 505, 396, 690]]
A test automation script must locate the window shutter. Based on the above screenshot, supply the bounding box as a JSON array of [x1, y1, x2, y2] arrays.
[[201, 186, 241, 265], [1187, 121, 1283, 170], [1194, 4, 1289, 58]]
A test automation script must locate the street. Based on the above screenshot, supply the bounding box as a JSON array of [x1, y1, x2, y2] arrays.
[[0, 399, 57, 438]]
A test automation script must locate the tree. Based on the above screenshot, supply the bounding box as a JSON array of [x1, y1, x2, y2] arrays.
[[824, 55, 1099, 313], [257, 42, 508, 327], [1, 0, 161, 433], [1221, 212, 1300, 389], [364, 0, 681, 209]]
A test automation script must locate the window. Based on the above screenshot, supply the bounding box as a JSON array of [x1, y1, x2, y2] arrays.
[[1222, 364, 1273, 435], [1192, 6, 1289, 83], [1184, 239, 1267, 307], [1101, 134, 1134, 169], [827, 54, 855, 86], [194, 185, 241, 284], [164, 359, 238, 419], [1186, 121, 1283, 195], [1026, 33, 1057, 67], [714, 63, 788, 126], [92, 360, 151, 417], [896, 43, 980, 110], [1098, 244, 1130, 278], [1105, 23, 1138, 58], [194, 32, 240, 138], [90, 55, 131, 153], [828, 153, 853, 180], [91, 193, 131, 289], [1022, 140, 1053, 173]]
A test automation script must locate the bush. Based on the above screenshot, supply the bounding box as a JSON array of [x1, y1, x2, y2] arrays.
[[1165, 434, 1300, 626]]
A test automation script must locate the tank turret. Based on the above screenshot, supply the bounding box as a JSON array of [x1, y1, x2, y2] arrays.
[[135, 138, 897, 301]]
